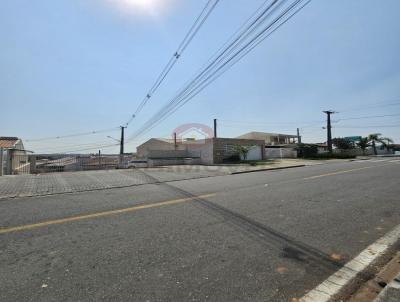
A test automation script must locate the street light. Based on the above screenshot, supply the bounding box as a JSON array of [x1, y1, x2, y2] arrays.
[[106, 136, 120, 143]]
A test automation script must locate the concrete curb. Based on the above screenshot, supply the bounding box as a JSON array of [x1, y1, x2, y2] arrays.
[[230, 164, 305, 175]]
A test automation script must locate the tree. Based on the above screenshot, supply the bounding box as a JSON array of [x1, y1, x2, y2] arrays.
[[233, 145, 254, 161], [296, 143, 318, 158], [368, 133, 393, 155], [332, 137, 354, 150], [356, 137, 370, 155]]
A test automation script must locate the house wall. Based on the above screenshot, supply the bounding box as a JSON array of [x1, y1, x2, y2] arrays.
[[237, 133, 297, 145], [185, 140, 214, 165], [138, 137, 265, 165], [212, 138, 265, 164]]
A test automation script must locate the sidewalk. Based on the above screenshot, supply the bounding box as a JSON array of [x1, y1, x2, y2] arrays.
[[375, 274, 400, 302], [0, 159, 317, 200], [348, 252, 400, 302]]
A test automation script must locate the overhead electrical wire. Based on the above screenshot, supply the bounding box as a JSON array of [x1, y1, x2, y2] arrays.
[[334, 113, 400, 122], [124, 0, 221, 127], [127, 0, 312, 141], [25, 127, 120, 143], [338, 100, 400, 113], [335, 124, 400, 129], [24, 1, 220, 152]]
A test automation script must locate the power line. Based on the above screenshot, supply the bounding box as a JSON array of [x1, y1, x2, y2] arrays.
[[338, 100, 400, 113], [127, 0, 312, 141], [335, 124, 400, 129], [25, 127, 120, 142], [35, 143, 120, 154], [124, 0, 220, 126], [219, 119, 324, 126], [335, 113, 400, 122]]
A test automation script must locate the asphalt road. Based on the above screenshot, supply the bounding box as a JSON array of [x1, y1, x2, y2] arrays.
[[1, 159, 399, 301]]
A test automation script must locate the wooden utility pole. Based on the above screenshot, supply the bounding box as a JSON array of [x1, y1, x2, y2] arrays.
[[120, 126, 126, 155], [213, 119, 217, 138], [174, 132, 177, 150], [297, 128, 302, 144], [323, 110, 335, 152]]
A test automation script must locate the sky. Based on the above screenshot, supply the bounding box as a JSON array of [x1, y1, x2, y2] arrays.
[[1, 0, 399, 154]]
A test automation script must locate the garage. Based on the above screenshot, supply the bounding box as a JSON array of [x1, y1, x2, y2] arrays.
[[241, 145, 262, 160]]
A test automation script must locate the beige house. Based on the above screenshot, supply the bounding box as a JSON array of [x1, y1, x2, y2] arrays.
[[136, 138, 185, 158], [236, 131, 298, 145], [0, 137, 28, 175]]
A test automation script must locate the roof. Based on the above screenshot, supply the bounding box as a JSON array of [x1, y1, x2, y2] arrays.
[[0, 137, 20, 149], [236, 131, 297, 140], [140, 137, 209, 146]]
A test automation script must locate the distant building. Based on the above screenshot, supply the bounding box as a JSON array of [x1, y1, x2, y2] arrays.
[[0, 137, 27, 175], [236, 131, 300, 158], [0, 137, 25, 150], [236, 131, 298, 145]]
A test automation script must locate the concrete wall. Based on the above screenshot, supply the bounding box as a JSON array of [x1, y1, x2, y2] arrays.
[[148, 150, 192, 159], [185, 140, 214, 165], [140, 137, 265, 165], [148, 158, 201, 167]]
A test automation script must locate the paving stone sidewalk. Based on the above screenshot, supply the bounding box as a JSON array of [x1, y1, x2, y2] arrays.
[[0, 159, 324, 200], [0, 167, 229, 199]]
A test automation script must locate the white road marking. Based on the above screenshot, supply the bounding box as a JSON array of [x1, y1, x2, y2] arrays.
[[300, 224, 400, 302]]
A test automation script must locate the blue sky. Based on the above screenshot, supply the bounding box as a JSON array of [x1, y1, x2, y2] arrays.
[[1, 0, 399, 153]]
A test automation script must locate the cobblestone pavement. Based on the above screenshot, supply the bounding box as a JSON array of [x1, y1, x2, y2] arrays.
[[0, 167, 229, 199], [0, 159, 341, 200]]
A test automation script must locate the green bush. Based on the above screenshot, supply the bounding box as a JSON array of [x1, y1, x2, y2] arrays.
[[309, 153, 356, 159], [223, 154, 241, 163], [297, 144, 318, 158]]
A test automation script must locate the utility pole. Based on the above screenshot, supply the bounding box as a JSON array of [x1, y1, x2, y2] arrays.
[[296, 128, 302, 144], [120, 126, 126, 155], [174, 132, 177, 150], [0, 147, 3, 176], [213, 119, 217, 138], [323, 110, 335, 152]]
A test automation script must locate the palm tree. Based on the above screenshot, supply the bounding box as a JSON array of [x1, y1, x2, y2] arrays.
[[357, 137, 370, 155], [381, 137, 394, 151], [367, 133, 393, 155]]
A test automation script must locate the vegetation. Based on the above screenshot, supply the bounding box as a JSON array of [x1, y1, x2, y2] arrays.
[[310, 153, 356, 159], [241, 160, 275, 166], [332, 137, 354, 150], [296, 144, 318, 158], [367, 133, 393, 155], [233, 145, 254, 161], [356, 137, 370, 155]]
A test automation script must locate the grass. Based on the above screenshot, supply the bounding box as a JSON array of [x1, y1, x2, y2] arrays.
[[240, 160, 276, 166]]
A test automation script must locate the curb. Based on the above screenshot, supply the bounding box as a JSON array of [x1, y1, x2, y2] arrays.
[[230, 164, 305, 175]]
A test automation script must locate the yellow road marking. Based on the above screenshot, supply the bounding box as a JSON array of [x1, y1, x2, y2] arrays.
[[0, 193, 216, 235], [303, 164, 393, 180]]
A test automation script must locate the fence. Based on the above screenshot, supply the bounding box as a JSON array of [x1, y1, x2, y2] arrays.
[[265, 148, 297, 159], [0, 150, 133, 175]]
